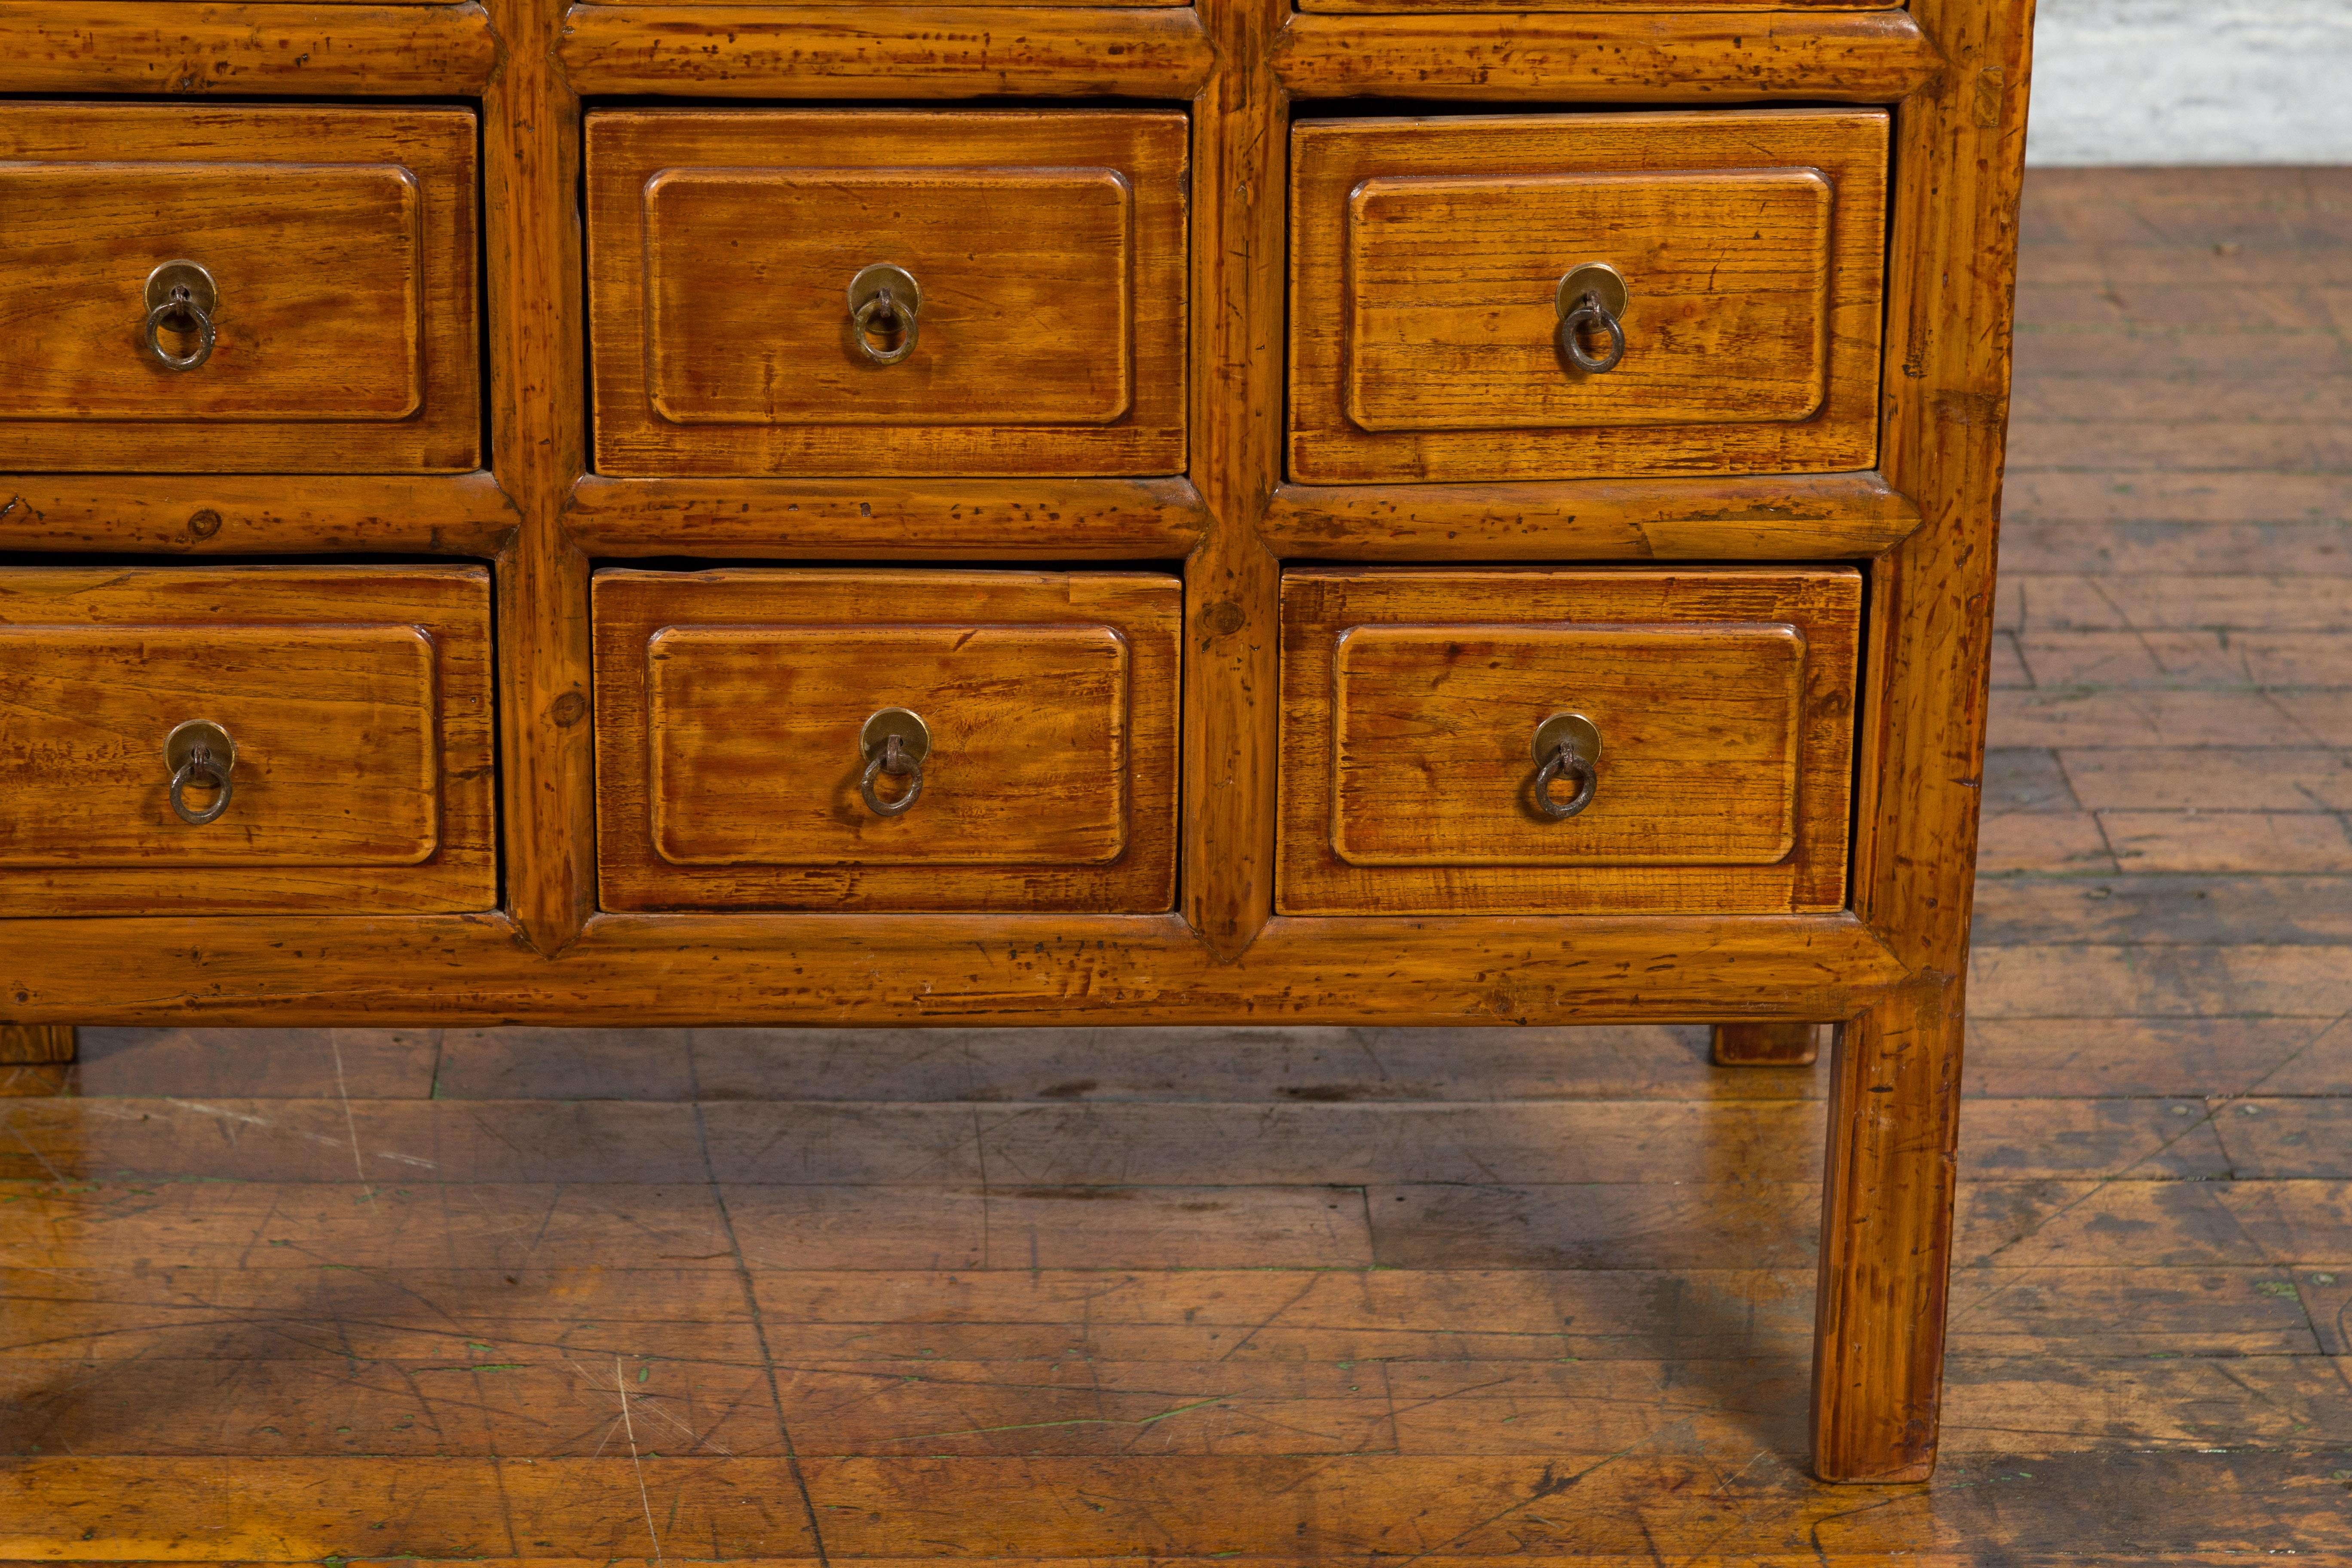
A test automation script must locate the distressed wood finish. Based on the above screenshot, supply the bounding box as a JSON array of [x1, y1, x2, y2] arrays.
[[588, 110, 1188, 478], [560, 6, 1216, 98], [594, 570, 1181, 914], [1272, 10, 1945, 102], [0, 104, 480, 473], [0, 0, 2034, 1496], [0, 1, 498, 93], [564, 475, 1209, 558], [1179, 0, 1288, 957], [0, 567, 494, 916], [0, 911, 1906, 1025], [1714, 1020, 1830, 1066], [1263, 474, 1921, 560], [1289, 110, 1888, 484], [1281, 568, 1861, 916], [0, 474, 515, 556], [0, 1023, 72, 1065], [485, 0, 596, 954], [1810, 0, 2037, 1485]]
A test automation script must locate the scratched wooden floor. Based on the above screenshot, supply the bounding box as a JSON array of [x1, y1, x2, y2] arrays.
[[5, 168, 2351, 1562]]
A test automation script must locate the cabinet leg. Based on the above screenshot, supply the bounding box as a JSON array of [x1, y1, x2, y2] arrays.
[[1810, 980, 1963, 1482], [1711, 1022, 1828, 1066], [0, 1025, 75, 1065]]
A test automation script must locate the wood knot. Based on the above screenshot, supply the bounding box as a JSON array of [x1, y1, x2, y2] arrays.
[[550, 691, 588, 727], [187, 508, 222, 541]]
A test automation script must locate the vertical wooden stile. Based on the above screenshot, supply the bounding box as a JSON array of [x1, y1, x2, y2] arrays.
[[484, 0, 597, 952], [1181, 0, 1289, 956], [1811, 0, 2037, 1482]]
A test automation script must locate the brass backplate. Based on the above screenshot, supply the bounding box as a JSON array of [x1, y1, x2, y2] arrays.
[[859, 706, 932, 764], [1531, 710, 1602, 765], [145, 259, 219, 316], [1555, 262, 1628, 321], [847, 262, 922, 317], [165, 717, 237, 775]]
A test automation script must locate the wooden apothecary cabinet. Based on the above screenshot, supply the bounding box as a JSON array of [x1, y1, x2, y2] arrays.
[[0, 0, 2033, 1487]]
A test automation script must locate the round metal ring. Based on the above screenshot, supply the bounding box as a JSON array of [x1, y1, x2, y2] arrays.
[[168, 756, 234, 826], [1530, 745, 1598, 820], [1558, 294, 1626, 375], [858, 734, 924, 817], [145, 288, 217, 373], [851, 288, 919, 367]]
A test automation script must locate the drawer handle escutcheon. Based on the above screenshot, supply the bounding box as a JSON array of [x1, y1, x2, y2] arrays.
[[144, 260, 220, 373], [1530, 711, 1602, 821], [858, 706, 932, 817], [165, 718, 237, 827], [847, 263, 923, 368], [1556, 263, 1628, 376]]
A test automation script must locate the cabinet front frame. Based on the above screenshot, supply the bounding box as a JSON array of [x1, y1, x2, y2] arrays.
[[0, 0, 2022, 1047]]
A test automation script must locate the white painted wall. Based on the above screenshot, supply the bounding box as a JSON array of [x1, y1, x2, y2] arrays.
[[2028, 0, 2352, 165]]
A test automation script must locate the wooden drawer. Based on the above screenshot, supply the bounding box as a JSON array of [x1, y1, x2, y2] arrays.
[[594, 570, 1180, 912], [0, 104, 480, 474], [0, 566, 494, 915], [1279, 567, 1862, 915], [1287, 110, 1887, 484], [587, 110, 1189, 478]]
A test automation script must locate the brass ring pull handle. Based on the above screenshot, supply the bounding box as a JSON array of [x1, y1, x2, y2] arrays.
[[1529, 711, 1602, 821], [858, 707, 931, 817], [847, 262, 922, 368], [144, 260, 219, 373], [165, 718, 237, 827], [1555, 262, 1629, 376]]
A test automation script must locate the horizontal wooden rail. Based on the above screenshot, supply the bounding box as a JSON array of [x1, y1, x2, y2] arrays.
[[567, 475, 1210, 558], [1264, 473, 1922, 560], [0, 0, 499, 93], [1272, 9, 1944, 101], [1, 910, 1905, 1026], [560, 4, 1216, 97], [0, 473, 518, 557]]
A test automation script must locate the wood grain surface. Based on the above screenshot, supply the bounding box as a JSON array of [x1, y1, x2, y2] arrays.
[[564, 475, 1209, 558], [1262, 472, 1921, 560], [0, 0, 498, 92], [1289, 110, 1887, 484], [1272, 10, 1945, 103], [485, 0, 596, 956], [0, 104, 479, 473], [0, 567, 493, 916], [0, 624, 441, 867], [588, 109, 1188, 478], [645, 625, 1133, 867], [559, 5, 1216, 97], [1332, 624, 1807, 866], [594, 570, 1181, 913], [1341, 167, 1834, 432], [1810, 0, 2035, 1482], [1281, 568, 1861, 915], [0, 473, 516, 556]]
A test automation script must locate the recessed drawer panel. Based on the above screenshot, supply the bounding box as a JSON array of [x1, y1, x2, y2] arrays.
[[1288, 110, 1887, 484], [594, 570, 1180, 912], [0, 567, 494, 915], [1280, 567, 1861, 915], [0, 104, 480, 474], [588, 110, 1189, 478]]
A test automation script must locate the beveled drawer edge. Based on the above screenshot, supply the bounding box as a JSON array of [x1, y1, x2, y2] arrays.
[[1273, 9, 1945, 101], [559, 3, 1217, 98], [565, 474, 1209, 557], [1263, 472, 1920, 560]]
